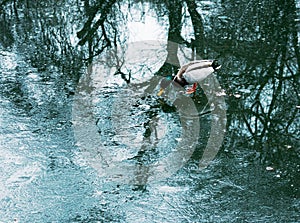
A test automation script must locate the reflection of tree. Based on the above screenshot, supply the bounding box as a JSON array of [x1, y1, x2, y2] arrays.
[[0, 0, 84, 80], [185, 0, 205, 56], [0, 3, 14, 48], [210, 0, 299, 164], [77, 0, 119, 61], [155, 0, 206, 76]]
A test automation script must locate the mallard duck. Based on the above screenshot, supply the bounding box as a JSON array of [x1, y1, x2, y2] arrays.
[[157, 60, 221, 96]]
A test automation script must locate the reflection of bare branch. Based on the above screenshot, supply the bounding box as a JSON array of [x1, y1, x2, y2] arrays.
[[115, 69, 131, 84], [77, 1, 117, 46], [0, 0, 11, 8], [100, 23, 111, 47]]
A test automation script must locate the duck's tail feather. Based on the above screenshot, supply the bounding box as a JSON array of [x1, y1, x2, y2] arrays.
[[212, 60, 221, 71]]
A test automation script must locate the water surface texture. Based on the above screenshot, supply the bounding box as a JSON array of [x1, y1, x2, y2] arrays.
[[0, 0, 299, 222]]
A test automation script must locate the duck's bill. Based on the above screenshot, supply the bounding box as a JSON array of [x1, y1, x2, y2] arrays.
[[157, 88, 165, 96]]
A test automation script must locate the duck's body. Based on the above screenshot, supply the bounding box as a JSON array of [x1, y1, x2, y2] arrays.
[[176, 60, 221, 85], [158, 60, 221, 96]]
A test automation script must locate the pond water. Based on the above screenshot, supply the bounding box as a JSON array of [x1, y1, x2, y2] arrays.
[[0, 0, 299, 222]]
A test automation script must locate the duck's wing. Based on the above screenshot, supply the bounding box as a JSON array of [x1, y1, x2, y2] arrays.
[[187, 60, 214, 69], [183, 60, 215, 83], [174, 63, 189, 80], [174, 61, 200, 80]]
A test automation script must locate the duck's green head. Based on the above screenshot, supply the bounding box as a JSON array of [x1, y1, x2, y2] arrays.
[[157, 76, 173, 96]]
